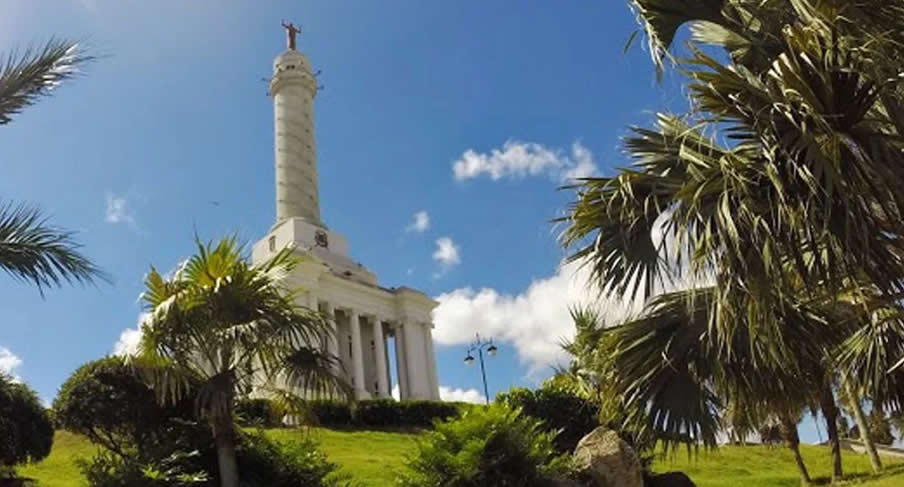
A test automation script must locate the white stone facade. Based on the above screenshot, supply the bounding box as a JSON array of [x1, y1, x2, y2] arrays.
[[252, 36, 440, 401]]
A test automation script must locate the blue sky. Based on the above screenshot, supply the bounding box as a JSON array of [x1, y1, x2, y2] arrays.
[[0, 0, 836, 442]]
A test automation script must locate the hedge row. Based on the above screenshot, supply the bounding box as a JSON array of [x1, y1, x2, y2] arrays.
[[237, 398, 468, 429]]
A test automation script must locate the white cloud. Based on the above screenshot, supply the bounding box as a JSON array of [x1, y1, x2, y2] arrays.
[[432, 260, 641, 375], [439, 386, 487, 404], [406, 211, 430, 233], [113, 312, 149, 356], [452, 140, 598, 183], [0, 347, 22, 379], [433, 237, 461, 276], [389, 384, 486, 405], [105, 192, 136, 226]]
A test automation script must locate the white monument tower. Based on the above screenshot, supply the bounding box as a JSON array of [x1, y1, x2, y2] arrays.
[[252, 22, 441, 401]]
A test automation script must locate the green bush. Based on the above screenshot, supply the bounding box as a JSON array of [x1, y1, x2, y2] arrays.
[[397, 400, 461, 428], [236, 398, 282, 428], [354, 399, 399, 427], [53, 356, 194, 458], [398, 404, 572, 487], [80, 432, 347, 487], [307, 399, 462, 429], [80, 450, 208, 487], [0, 374, 54, 469], [236, 431, 350, 487], [497, 385, 600, 454], [308, 400, 353, 427]]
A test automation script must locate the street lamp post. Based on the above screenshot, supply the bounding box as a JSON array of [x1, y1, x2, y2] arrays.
[[464, 333, 498, 405]]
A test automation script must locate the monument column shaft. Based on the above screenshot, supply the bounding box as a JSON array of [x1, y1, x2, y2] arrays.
[[373, 319, 389, 397], [322, 301, 340, 378], [424, 326, 440, 400], [270, 48, 320, 225], [349, 310, 368, 398], [402, 322, 421, 399], [395, 326, 409, 400]]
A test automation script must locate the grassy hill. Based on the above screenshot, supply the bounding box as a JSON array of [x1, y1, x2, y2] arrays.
[[17, 430, 904, 486]]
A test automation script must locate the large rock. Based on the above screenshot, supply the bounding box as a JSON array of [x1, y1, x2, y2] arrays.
[[645, 472, 696, 487], [572, 427, 644, 487]]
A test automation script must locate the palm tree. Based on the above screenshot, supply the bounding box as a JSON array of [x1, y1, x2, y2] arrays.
[[590, 288, 850, 485], [131, 237, 348, 487], [561, 0, 904, 365], [0, 40, 103, 292], [559, 0, 904, 477]]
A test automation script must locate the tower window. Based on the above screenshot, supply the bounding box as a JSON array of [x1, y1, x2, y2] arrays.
[[268, 236, 276, 252]]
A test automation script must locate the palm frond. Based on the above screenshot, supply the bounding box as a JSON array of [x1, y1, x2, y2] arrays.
[[0, 202, 107, 293], [0, 39, 93, 124], [279, 347, 352, 400], [134, 235, 352, 429]]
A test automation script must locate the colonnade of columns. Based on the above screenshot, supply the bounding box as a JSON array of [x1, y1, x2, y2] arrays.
[[308, 293, 439, 400]]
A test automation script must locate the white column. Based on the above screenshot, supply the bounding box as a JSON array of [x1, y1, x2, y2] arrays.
[[323, 301, 340, 377], [395, 325, 409, 400], [383, 335, 393, 398], [424, 325, 440, 400], [270, 48, 320, 225], [306, 293, 324, 349], [349, 310, 369, 399], [403, 322, 421, 399], [373, 318, 389, 397]]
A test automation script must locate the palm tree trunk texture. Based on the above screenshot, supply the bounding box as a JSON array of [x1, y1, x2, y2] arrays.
[[780, 415, 811, 486], [843, 378, 882, 472], [819, 383, 844, 481], [212, 413, 240, 487]]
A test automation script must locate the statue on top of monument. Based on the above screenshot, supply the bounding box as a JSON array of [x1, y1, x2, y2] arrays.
[[281, 21, 301, 51]]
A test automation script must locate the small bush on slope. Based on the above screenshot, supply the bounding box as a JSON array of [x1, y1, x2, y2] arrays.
[[397, 404, 571, 487], [0, 374, 54, 471]]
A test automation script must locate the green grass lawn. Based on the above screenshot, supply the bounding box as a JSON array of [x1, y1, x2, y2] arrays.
[[653, 445, 904, 487], [17, 432, 98, 487], [267, 428, 420, 486], [17, 430, 904, 486]]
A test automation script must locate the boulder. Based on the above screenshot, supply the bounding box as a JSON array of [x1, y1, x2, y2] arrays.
[[572, 427, 644, 487], [645, 472, 696, 487]]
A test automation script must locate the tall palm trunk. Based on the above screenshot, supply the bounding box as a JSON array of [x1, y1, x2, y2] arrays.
[[818, 382, 843, 481], [843, 377, 882, 472], [212, 411, 240, 487], [779, 415, 811, 486]]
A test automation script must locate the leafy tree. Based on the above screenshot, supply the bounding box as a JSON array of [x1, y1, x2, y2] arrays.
[[0, 40, 105, 293], [53, 356, 195, 458], [132, 237, 348, 487], [0, 374, 53, 473], [397, 404, 572, 487]]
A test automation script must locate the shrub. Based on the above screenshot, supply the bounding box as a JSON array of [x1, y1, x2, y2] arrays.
[[397, 400, 461, 428], [308, 400, 353, 427], [235, 431, 350, 487], [497, 385, 600, 454], [354, 399, 400, 427], [53, 356, 194, 457], [306, 399, 462, 429], [397, 404, 572, 487], [0, 374, 54, 469], [79, 431, 347, 487], [80, 450, 208, 487], [236, 398, 282, 428]]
